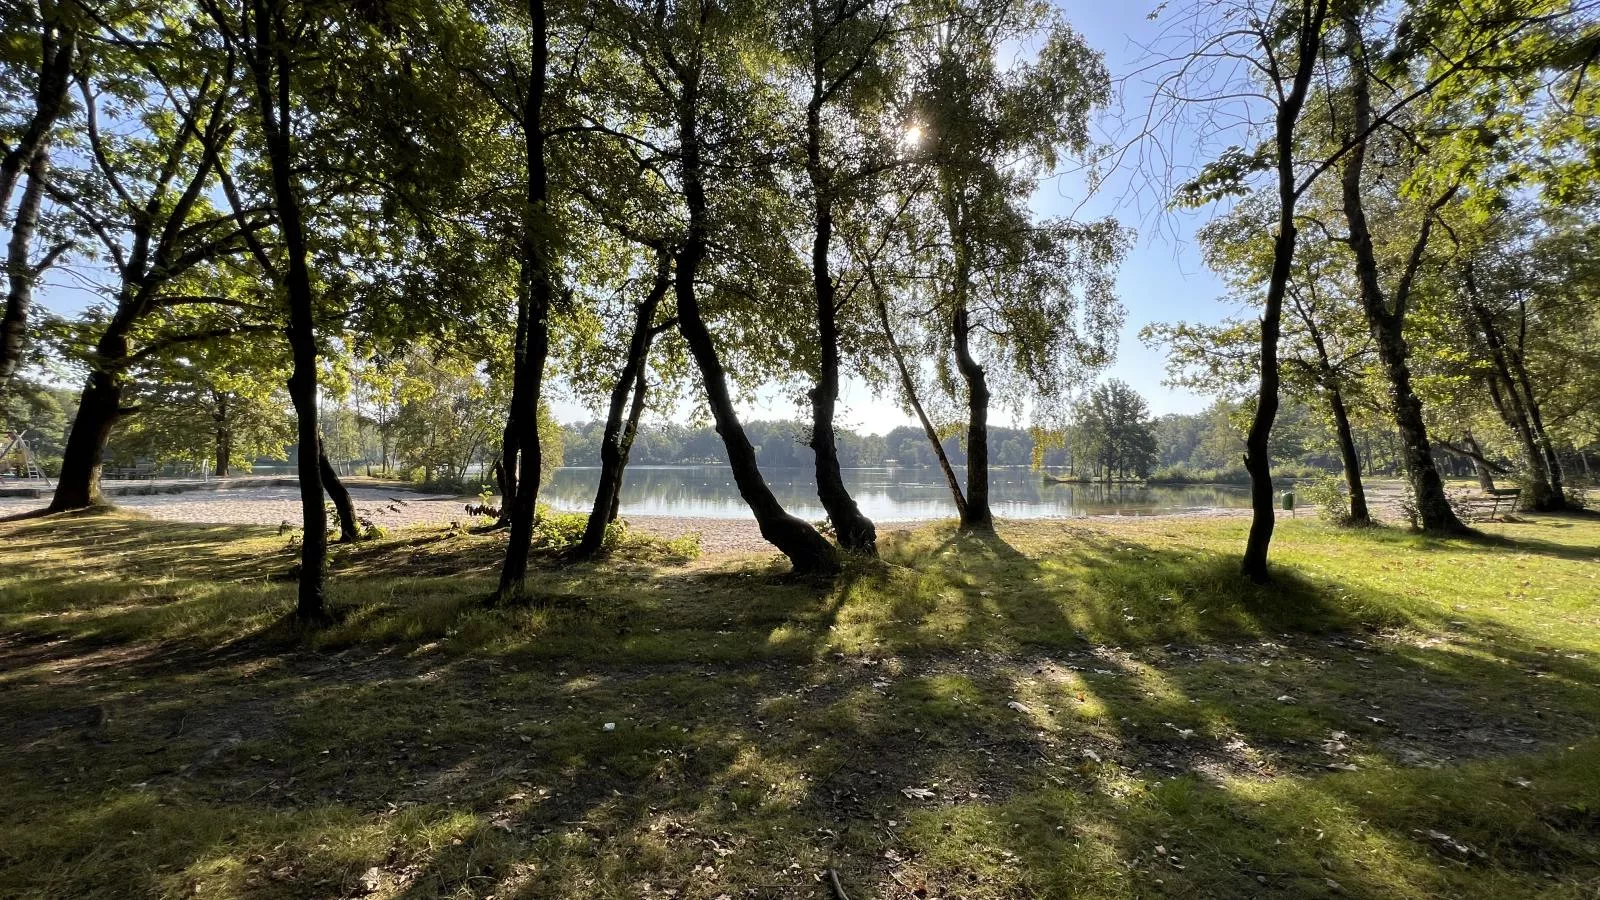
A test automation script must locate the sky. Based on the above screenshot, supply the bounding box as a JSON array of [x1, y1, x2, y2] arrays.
[[30, 0, 1243, 435]]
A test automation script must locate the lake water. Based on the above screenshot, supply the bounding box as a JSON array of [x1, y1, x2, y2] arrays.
[[542, 465, 1251, 520]]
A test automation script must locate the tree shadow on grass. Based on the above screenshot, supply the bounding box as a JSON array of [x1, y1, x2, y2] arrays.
[[4, 515, 1600, 897]]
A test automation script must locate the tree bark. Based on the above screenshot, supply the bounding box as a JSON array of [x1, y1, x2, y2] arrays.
[[1, 151, 52, 387], [249, 0, 329, 622], [669, 51, 837, 576], [1507, 330, 1566, 507], [497, 0, 555, 598], [1466, 269, 1557, 509], [805, 86, 875, 554], [609, 357, 650, 523], [1338, 14, 1466, 536], [320, 445, 359, 542], [497, 290, 529, 522], [950, 304, 992, 532], [1299, 305, 1370, 526], [1461, 430, 1496, 491], [1240, 0, 1327, 582], [214, 421, 232, 477], [0, 13, 74, 215], [1327, 387, 1371, 524], [49, 371, 125, 510], [577, 254, 670, 558]]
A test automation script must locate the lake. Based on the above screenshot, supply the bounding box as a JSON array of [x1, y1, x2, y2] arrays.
[[542, 465, 1252, 520]]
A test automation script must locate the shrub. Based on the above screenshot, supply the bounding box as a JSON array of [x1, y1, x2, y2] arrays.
[[1300, 473, 1352, 526]]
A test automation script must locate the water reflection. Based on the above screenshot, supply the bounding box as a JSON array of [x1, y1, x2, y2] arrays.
[[543, 465, 1251, 520]]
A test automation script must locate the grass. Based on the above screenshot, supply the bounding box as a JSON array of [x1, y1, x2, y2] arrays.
[[1, 508, 1599, 898]]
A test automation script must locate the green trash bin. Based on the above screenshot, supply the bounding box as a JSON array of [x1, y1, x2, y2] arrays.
[[1281, 490, 1296, 515]]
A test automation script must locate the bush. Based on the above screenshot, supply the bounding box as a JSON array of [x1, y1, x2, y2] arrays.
[[1300, 473, 1352, 526], [1145, 465, 1331, 486], [1146, 466, 1250, 485]]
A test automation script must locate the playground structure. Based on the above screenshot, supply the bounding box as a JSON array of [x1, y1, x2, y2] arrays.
[[1, 430, 52, 487]]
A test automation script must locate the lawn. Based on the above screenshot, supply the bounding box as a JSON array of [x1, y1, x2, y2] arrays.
[[1, 509, 1598, 898]]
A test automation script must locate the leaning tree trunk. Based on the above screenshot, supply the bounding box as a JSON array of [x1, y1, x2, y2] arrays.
[[950, 305, 993, 532], [1368, 318, 1465, 532], [1461, 430, 1495, 491], [1467, 277, 1557, 509], [320, 446, 358, 543], [49, 370, 126, 510], [1509, 341, 1566, 508], [1, 151, 52, 387], [805, 97, 875, 554], [577, 256, 670, 558], [1325, 380, 1370, 525], [497, 0, 554, 599], [609, 350, 651, 523], [669, 61, 836, 576], [876, 294, 966, 521], [1339, 14, 1465, 536]]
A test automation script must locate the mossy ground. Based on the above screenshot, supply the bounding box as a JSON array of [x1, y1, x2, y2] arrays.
[[1, 509, 1598, 898]]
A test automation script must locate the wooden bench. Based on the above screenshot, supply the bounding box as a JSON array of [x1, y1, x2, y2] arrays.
[[1472, 487, 1521, 521]]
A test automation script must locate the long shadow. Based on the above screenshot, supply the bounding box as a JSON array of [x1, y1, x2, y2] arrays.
[[4, 513, 1600, 896]]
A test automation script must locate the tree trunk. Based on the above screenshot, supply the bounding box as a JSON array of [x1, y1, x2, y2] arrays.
[[670, 56, 837, 576], [951, 305, 992, 532], [877, 294, 966, 521], [497, 0, 554, 598], [1508, 337, 1566, 508], [250, 0, 328, 622], [1467, 274, 1557, 509], [0, 16, 74, 216], [1338, 14, 1465, 536], [1, 150, 50, 387], [805, 94, 875, 554], [610, 352, 649, 523], [215, 424, 232, 477], [320, 445, 359, 542], [577, 255, 670, 558], [497, 292, 528, 521], [49, 372, 125, 510], [1241, 1, 1327, 581]]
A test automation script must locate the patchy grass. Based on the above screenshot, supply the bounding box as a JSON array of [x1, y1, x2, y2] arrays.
[[1, 509, 1598, 898]]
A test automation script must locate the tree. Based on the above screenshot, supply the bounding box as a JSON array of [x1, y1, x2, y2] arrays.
[[44, 14, 274, 510], [1151, 192, 1377, 525], [1073, 380, 1158, 479], [900, 0, 1123, 532], [782, 0, 903, 555], [616, 0, 840, 575], [109, 337, 293, 475]]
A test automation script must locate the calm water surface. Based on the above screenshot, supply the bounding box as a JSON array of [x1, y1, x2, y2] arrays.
[[543, 465, 1251, 520]]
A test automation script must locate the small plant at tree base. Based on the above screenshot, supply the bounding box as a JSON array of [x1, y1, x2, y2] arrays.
[[1397, 482, 1422, 531], [813, 517, 837, 539], [1446, 487, 1479, 524], [1302, 473, 1352, 526]]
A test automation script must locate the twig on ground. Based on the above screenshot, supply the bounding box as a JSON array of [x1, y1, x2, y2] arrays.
[[826, 867, 851, 900]]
